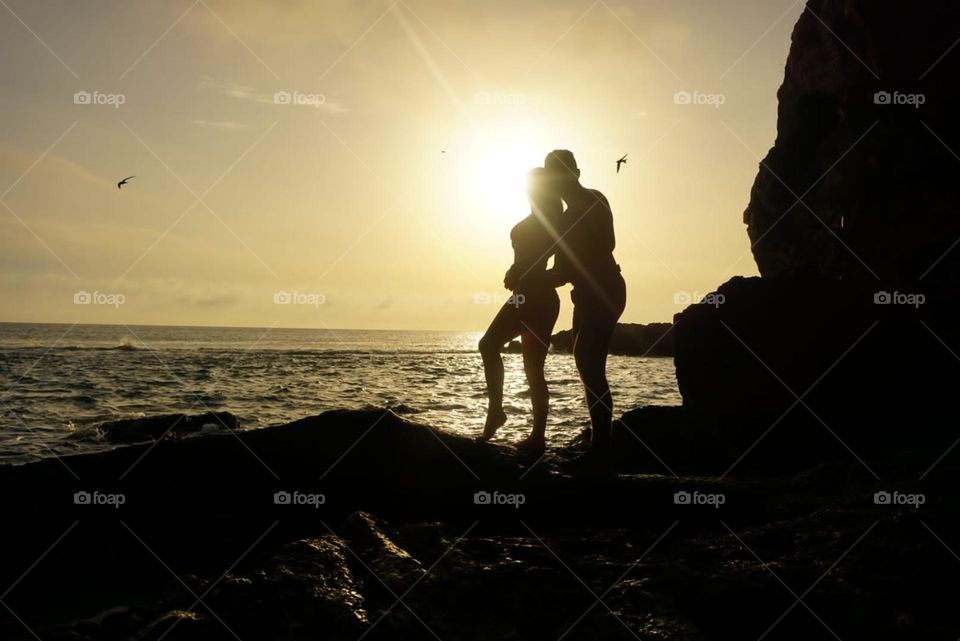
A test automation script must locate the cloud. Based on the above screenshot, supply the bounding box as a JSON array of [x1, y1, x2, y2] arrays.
[[0, 145, 110, 189], [200, 78, 348, 114], [176, 290, 240, 307], [192, 119, 249, 130]]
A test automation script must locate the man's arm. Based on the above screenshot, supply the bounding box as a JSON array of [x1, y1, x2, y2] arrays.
[[589, 189, 616, 253]]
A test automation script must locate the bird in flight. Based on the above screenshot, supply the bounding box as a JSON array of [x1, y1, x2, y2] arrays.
[[615, 154, 628, 174], [117, 175, 135, 190]]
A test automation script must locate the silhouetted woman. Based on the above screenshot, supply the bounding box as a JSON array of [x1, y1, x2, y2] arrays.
[[477, 168, 562, 453]]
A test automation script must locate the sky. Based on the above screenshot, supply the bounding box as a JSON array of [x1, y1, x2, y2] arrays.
[[0, 0, 803, 331]]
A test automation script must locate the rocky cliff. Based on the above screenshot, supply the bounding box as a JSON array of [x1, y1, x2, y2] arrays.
[[674, 0, 960, 450], [743, 0, 960, 286]]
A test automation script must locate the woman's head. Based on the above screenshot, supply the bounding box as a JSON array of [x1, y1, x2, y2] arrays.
[[527, 167, 562, 217]]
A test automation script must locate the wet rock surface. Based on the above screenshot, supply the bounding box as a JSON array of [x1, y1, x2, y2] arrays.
[[0, 408, 955, 640]]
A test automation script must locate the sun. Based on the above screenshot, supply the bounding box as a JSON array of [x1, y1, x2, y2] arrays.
[[448, 121, 552, 228]]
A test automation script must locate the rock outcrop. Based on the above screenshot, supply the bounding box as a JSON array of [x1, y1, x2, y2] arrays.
[[674, 0, 960, 452], [743, 0, 960, 286], [552, 322, 675, 356]]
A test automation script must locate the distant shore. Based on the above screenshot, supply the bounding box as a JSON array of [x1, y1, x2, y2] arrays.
[[507, 322, 674, 357]]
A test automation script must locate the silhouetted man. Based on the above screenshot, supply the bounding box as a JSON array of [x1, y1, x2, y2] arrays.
[[545, 150, 626, 471]]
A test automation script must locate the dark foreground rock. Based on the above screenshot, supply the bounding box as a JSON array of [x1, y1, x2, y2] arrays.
[[0, 407, 956, 640], [674, 276, 959, 459]]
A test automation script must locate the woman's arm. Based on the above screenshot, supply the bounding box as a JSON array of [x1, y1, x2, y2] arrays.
[[503, 265, 518, 290]]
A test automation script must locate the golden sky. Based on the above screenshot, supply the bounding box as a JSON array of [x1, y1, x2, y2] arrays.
[[0, 0, 802, 331]]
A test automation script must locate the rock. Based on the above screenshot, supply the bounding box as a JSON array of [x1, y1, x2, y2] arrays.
[[674, 276, 957, 461], [1, 407, 957, 640], [202, 534, 370, 640], [552, 322, 675, 356], [339, 512, 424, 590]]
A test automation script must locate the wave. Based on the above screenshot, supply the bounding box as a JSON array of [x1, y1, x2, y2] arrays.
[[68, 410, 241, 444], [0, 346, 482, 356]]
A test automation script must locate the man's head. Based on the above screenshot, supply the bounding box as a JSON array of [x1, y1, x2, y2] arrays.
[[544, 149, 581, 200]]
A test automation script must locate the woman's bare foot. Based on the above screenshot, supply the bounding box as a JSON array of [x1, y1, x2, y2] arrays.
[[477, 409, 507, 442], [514, 434, 545, 454]]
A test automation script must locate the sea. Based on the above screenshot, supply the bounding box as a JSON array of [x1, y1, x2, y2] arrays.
[[0, 323, 680, 465]]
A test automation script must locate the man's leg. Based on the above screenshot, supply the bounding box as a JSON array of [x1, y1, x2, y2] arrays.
[[573, 323, 616, 452], [519, 330, 550, 448]]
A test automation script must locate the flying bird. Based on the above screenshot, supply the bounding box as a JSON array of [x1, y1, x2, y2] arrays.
[[117, 175, 135, 190], [615, 154, 628, 174]]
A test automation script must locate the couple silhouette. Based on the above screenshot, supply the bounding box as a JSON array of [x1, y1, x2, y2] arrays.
[[477, 150, 626, 471]]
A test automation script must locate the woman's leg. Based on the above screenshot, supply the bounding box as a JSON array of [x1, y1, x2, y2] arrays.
[[477, 302, 522, 440], [517, 293, 559, 450]]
